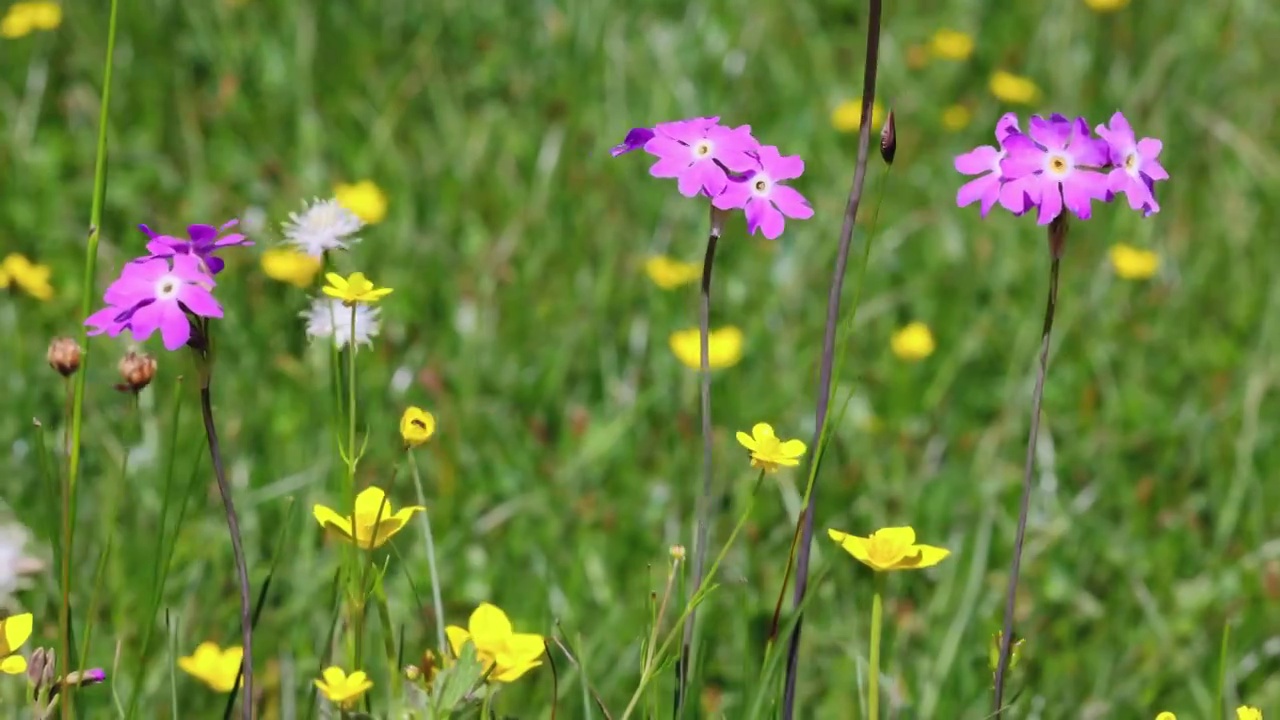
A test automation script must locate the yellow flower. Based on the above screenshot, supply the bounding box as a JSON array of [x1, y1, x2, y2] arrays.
[[0, 613, 33, 674], [1084, 0, 1129, 11], [313, 486, 424, 549], [890, 322, 935, 362], [941, 104, 972, 132], [261, 248, 322, 288], [989, 71, 1041, 105], [1155, 714, 1176, 720], [400, 406, 436, 448], [322, 271, 393, 306], [929, 29, 974, 61], [735, 423, 806, 472], [446, 603, 544, 683], [644, 255, 702, 290], [1109, 243, 1159, 280], [827, 526, 950, 572], [334, 180, 388, 225], [669, 326, 744, 370], [177, 642, 243, 692], [314, 666, 373, 709], [831, 100, 886, 133], [1, 254, 54, 301], [1237, 707, 1262, 720], [1, 2, 62, 39]]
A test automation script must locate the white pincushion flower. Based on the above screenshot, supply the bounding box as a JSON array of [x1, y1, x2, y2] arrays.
[[302, 297, 381, 349], [282, 198, 364, 257]]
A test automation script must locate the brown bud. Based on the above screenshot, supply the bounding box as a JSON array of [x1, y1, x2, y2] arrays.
[[47, 338, 82, 377], [879, 109, 897, 166], [116, 351, 157, 393], [27, 647, 48, 692]]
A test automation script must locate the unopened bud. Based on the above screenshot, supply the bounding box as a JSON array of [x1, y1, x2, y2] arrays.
[[879, 110, 897, 166], [669, 545, 686, 562], [27, 647, 49, 693], [47, 338, 82, 377], [116, 351, 157, 393], [988, 631, 1025, 677]]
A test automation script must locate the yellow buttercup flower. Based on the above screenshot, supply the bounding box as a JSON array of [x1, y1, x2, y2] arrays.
[[941, 104, 972, 132], [1237, 707, 1262, 720], [644, 255, 702, 290], [1084, 0, 1129, 11], [446, 603, 544, 683], [990, 71, 1041, 105], [322, 271, 393, 306], [0, 613, 33, 674], [890, 322, 935, 362], [314, 666, 373, 709], [261, 248, 322, 288], [1109, 243, 1159, 280], [1154, 713, 1176, 720], [929, 29, 974, 61], [831, 99, 886, 133], [334, 180, 388, 225], [178, 642, 243, 692], [735, 423, 806, 472], [827, 526, 950, 572], [669, 326, 744, 370], [313, 486, 424, 549], [1, 254, 54, 301], [1, 2, 62, 39], [400, 406, 436, 448]]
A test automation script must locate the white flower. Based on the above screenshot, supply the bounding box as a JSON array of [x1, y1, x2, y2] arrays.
[[282, 198, 363, 257], [302, 297, 381, 349], [0, 521, 42, 609]]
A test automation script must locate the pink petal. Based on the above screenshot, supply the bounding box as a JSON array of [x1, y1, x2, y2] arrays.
[[127, 302, 164, 342], [1029, 116, 1068, 150], [957, 175, 1000, 211], [1036, 183, 1064, 225], [179, 285, 223, 319], [954, 146, 1000, 175], [999, 175, 1041, 215], [1000, 136, 1043, 178], [995, 113, 1021, 141], [746, 198, 785, 239], [712, 180, 752, 211], [644, 136, 691, 163], [157, 303, 193, 351], [770, 185, 813, 220], [648, 155, 690, 179], [1137, 138, 1163, 162], [1061, 172, 1107, 220], [1143, 159, 1169, 182], [766, 153, 805, 181], [654, 118, 711, 145]]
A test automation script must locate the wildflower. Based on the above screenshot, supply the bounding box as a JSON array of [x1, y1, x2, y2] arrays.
[[312, 486, 424, 549], [301, 297, 381, 349], [954, 113, 1031, 217], [644, 255, 702, 290], [645, 117, 759, 198], [1109, 243, 1159, 280], [1095, 111, 1168, 215], [314, 666, 372, 709], [1237, 707, 1262, 720], [1000, 114, 1111, 225], [0, 2, 61, 39], [261, 248, 322, 288], [116, 351, 157, 393], [137, 220, 251, 275], [400, 406, 436, 448], [1155, 714, 1176, 720], [668, 326, 743, 370], [0, 523, 43, 608], [178, 642, 243, 692], [941, 104, 971, 132], [735, 423, 807, 472], [0, 613, 32, 674], [989, 71, 1041, 105], [282, 198, 363, 257], [446, 602, 544, 683], [610, 127, 655, 157], [85, 255, 221, 351], [714, 145, 813, 239], [1, 254, 54, 301], [334, 180, 389, 225], [831, 99, 886, 133], [1084, 0, 1129, 11], [929, 29, 974, 60], [827, 526, 950, 572], [322, 271, 393, 306], [890, 322, 935, 361], [46, 337, 82, 377]]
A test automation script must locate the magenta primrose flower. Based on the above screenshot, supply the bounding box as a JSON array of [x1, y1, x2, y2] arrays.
[[714, 145, 813, 240], [137, 219, 252, 275], [1094, 111, 1168, 216], [86, 254, 223, 351]]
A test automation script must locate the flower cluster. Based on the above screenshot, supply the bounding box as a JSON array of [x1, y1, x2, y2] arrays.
[[86, 221, 251, 351], [612, 117, 813, 240], [955, 111, 1167, 225]]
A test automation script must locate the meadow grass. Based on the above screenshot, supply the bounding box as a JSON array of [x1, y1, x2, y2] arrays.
[[2, 0, 1280, 717]]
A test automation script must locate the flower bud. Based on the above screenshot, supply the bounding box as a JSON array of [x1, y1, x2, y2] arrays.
[[669, 544, 686, 562], [27, 647, 49, 693], [47, 338, 82, 377], [116, 351, 157, 393], [399, 406, 436, 448], [879, 110, 897, 166]]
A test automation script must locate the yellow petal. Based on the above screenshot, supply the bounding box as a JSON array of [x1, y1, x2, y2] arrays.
[[735, 431, 757, 452], [0, 654, 26, 674], [1155, 713, 1177, 720], [873, 526, 917, 546], [312, 505, 354, 541], [469, 603, 514, 652], [829, 529, 874, 567], [898, 543, 951, 570], [1, 613, 32, 654], [323, 272, 345, 288], [750, 423, 776, 443], [446, 626, 471, 658], [353, 486, 392, 523], [492, 657, 542, 682], [777, 439, 807, 458], [321, 666, 348, 687], [504, 632, 545, 663]]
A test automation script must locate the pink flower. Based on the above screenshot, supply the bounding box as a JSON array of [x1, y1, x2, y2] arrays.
[[713, 146, 813, 240], [86, 255, 222, 351], [137, 219, 251, 275], [644, 117, 760, 198], [954, 113, 1036, 217], [999, 114, 1111, 225], [1095, 111, 1168, 216]]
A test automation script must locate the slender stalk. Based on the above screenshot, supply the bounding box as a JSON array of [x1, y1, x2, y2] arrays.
[[867, 574, 885, 720], [675, 206, 724, 716], [407, 450, 448, 654], [347, 306, 364, 669], [992, 218, 1066, 715], [782, 1, 884, 715]]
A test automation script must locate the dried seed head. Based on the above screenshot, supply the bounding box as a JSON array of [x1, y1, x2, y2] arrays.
[[879, 110, 897, 166], [47, 338, 82, 377], [116, 351, 157, 393]]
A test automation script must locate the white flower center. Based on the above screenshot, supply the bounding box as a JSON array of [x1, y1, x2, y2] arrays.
[[1044, 152, 1073, 179], [1124, 151, 1139, 175], [692, 139, 714, 159], [154, 274, 181, 301], [751, 173, 773, 197]]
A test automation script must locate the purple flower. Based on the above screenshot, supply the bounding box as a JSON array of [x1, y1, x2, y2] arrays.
[[86, 255, 222, 351], [137, 219, 252, 275], [999, 114, 1111, 225], [1095, 111, 1167, 216], [713, 145, 813, 239], [610, 127, 655, 157], [954, 112, 1046, 217], [644, 117, 760, 198]]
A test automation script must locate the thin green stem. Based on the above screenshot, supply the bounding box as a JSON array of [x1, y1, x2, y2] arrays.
[[346, 305, 362, 669], [867, 575, 885, 720], [407, 450, 448, 654]]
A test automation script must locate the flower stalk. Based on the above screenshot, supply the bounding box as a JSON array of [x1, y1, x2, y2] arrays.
[[868, 573, 885, 720]]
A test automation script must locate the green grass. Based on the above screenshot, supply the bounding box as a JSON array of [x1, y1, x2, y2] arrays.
[[3, 0, 1280, 717]]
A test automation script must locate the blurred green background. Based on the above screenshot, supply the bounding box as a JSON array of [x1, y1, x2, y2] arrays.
[[3, 0, 1280, 717]]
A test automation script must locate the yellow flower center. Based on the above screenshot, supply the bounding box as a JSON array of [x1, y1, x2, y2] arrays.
[[1124, 152, 1137, 171], [1049, 155, 1068, 173], [866, 532, 911, 567], [693, 140, 712, 157]]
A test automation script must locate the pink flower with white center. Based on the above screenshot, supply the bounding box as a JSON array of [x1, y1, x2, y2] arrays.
[[954, 113, 1038, 217], [1095, 111, 1168, 216], [85, 255, 222, 351], [645, 117, 760, 198], [713, 145, 813, 240], [999, 114, 1111, 225]]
